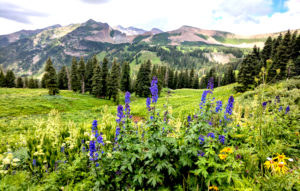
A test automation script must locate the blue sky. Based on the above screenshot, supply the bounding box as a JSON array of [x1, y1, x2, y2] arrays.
[[0, 0, 299, 35]]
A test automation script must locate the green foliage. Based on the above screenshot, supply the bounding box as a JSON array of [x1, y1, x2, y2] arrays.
[[100, 58, 109, 98], [71, 57, 80, 92], [4, 70, 16, 88], [120, 62, 131, 92], [16, 77, 23, 88], [107, 60, 120, 102], [58, 66, 68, 90], [44, 58, 59, 95]]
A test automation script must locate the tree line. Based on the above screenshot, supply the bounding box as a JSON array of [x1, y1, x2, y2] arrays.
[[0, 69, 40, 88], [236, 30, 300, 92]]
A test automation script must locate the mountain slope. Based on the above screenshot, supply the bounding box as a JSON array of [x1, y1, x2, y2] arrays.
[[0, 19, 298, 76]]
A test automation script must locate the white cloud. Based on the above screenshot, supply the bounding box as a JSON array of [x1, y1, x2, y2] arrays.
[[0, 0, 299, 35]]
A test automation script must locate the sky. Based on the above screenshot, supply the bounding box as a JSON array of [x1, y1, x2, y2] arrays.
[[0, 0, 299, 35]]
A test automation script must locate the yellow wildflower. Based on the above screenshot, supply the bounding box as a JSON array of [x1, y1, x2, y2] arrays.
[[273, 153, 289, 163], [264, 160, 277, 170], [220, 147, 233, 154], [13, 158, 20, 163], [275, 162, 288, 174], [209, 186, 219, 191], [219, 154, 228, 160], [0, 154, 3, 161], [3, 158, 11, 165]]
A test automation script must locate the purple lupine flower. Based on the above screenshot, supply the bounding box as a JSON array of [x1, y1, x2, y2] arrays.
[[216, 101, 222, 113], [97, 133, 105, 146], [150, 116, 154, 120], [82, 146, 86, 152], [150, 76, 159, 104], [116, 105, 124, 123], [32, 159, 36, 167], [198, 151, 205, 157], [92, 120, 97, 130], [275, 96, 280, 103], [208, 121, 212, 126], [115, 127, 120, 141], [81, 139, 85, 144], [262, 102, 267, 109], [285, 106, 290, 114], [199, 135, 205, 144], [125, 92, 131, 116], [207, 77, 214, 91], [279, 106, 283, 112], [164, 110, 168, 122], [219, 135, 225, 144], [61, 146, 64, 153], [199, 90, 212, 109], [95, 163, 99, 167], [89, 140, 96, 161], [207, 132, 215, 139], [146, 97, 151, 110], [224, 96, 234, 121]]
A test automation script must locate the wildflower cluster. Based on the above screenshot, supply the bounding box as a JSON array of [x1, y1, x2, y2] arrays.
[[264, 153, 293, 174], [224, 96, 234, 121], [218, 147, 233, 160]]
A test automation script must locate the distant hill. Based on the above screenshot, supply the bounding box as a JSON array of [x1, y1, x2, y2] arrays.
[[0, 19, 298, 76]]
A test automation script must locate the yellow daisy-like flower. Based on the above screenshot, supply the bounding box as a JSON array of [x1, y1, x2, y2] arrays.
[[209, 186, 219, 191], [220, 147, 233, 154], [275, 162, 288, 174], [264, 160, 277, 170], [273, 153, 289, 163], [219, 154, 228, 160]]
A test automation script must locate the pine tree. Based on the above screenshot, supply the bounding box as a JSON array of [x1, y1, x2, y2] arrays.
[[223, 65, 235, 85], [28, 78, 35, 88], [41, 74, 47, 88], [174, 71, 178, 89], [271, 34, 282, 59], [167, 68, 174, 89], [86, 56, 97, 94], [189, 69, 194, 88], [44, 58, 59, 95], [16, 77, 23, 88], [71, 57, 80, 92], [107, 60, 121, 102], [4, 70, 16, 88], [193, 74, 199, 89], [34, 79, 39, 88], [120, 62, 131, 92], [78, 57, 86, 94], [24, 77, 29, 88], [136, 60, 151, 97], [92, 64, 102, 97], [236, 54, 256, 92], [272, 31, 291, 80], [261, 36, 273, 66], [58, 66, 68, 90], [0, 69, 5, 87], [100, 58, 109, 98]]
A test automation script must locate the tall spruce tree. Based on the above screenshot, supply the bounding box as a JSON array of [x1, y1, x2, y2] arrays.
[[223, 65, 235, 85], [174, 71, 178, 89], [107, 60, 121, 102], [189, 69, 194, 88], [4, 70, 16, 88], [24, 77, 29, 88], [0, 69, 5, 87], [58, 66, 68, 90], [34, 79, 39, 88], [236, 54, 256, 92], [28, 78, 35, 89], [16, 77, 23, 88], [92, 64, 102, 97], [136, 60, 151, 97], [193, 74, 199, 89], [78, 57, 86, 93], [71, 57, 80, 92], [44, 58, 59, 95], [272, 30, 292, 80], [86, 56, 97, 94], [261, 37, 273, 66], [120, 62, 131, 92], [167, 68, 174, 89], [100, 58, 109, 98]]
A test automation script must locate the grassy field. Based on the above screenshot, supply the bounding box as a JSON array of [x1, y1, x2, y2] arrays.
[[0, 78, 299, 190]]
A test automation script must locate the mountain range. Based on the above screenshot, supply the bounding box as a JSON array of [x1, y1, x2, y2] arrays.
[[0, 19, 298, 76]]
